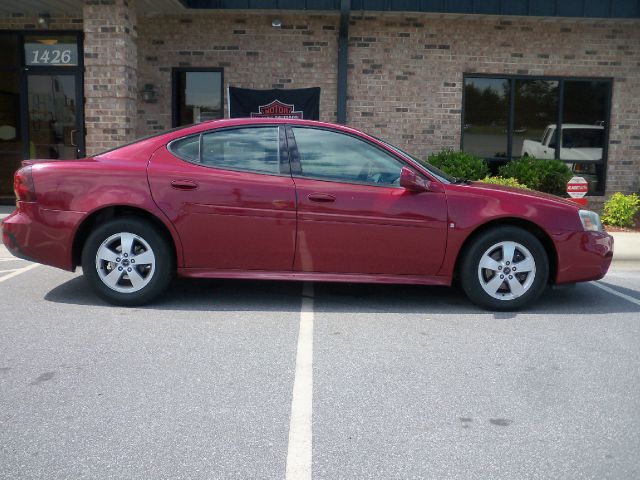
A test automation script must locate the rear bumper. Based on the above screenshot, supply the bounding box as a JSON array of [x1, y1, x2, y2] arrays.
[[555, 230, 614, 284], [1, 202, 84, 271]]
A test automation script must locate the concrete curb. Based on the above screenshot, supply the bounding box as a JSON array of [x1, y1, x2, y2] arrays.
[[609, 232, 640, 262], [1, 206, 639, 262]]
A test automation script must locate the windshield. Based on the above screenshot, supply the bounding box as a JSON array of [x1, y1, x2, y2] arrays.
[[562, 128, 604, 149], [377, 140, 455, 183]]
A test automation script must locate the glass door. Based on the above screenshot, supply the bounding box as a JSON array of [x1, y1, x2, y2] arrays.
[[26, 72, 83, 160]]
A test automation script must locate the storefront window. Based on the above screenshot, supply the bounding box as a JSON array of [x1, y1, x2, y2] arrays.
[[462, 75, 611, 195], [0, 72, 22, 198], [462, 78, 509, 159], [173, 69, 223, 127], [0, 32, 83, 201], [513, 79, 558, 159]]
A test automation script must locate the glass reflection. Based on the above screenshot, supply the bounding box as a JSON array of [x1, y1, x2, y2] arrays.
[[176, 71, 223, 126], [561, 81, 608, 194], [514, 79, 558, 158], [27, 75, 78, 160], [462, 78, 509, 159]]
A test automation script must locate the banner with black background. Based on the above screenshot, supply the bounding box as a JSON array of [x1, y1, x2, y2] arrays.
[[228, 87, 320, 120]]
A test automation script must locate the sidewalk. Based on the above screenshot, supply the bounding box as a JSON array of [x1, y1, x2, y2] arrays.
[[1, 204, 638, 263]]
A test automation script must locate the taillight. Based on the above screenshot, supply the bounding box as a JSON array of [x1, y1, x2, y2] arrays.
[[13, 166, 36, 203]]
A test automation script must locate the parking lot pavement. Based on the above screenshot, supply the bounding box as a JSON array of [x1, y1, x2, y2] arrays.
[[0, 248, 639, 479]]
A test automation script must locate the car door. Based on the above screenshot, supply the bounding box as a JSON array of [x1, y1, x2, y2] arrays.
[[287, 126, 447, 276], [148, 125, 297, 271]]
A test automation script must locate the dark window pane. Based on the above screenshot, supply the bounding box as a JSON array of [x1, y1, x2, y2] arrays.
[[292, 127, 403, 186], [0, 72, 22, 198], [0, 34, 18, 68], [462, 77, 509, 159], [201, 127, 279, 175], [169, 135, 200, 162], [175, 71, 223, 126], [561, 81, 609, 195], [514, 79, 558, 159]]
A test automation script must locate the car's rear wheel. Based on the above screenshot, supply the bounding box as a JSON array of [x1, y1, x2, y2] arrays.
[[460, 227, 549, 311], [81, 217, 174, 306]]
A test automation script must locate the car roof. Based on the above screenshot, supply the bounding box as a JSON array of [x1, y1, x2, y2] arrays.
[[187, 117, 364, 135], [95, 118, 372, 160]]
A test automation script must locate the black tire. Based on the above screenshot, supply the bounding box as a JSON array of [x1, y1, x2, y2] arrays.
[[81, 217, 174, 306], [459, 226, 549, 311]]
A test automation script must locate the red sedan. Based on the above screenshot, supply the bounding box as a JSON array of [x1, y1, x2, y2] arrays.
[[2, 119, 613, 310]]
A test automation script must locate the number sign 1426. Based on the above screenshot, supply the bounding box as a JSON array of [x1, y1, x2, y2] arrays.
[[25, 44, 78, 66]]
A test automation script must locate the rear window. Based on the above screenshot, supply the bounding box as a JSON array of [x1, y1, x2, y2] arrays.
[[169, 135, 200, 162]]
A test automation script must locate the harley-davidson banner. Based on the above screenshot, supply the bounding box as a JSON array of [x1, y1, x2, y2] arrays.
[[228, 87, 320, 120]]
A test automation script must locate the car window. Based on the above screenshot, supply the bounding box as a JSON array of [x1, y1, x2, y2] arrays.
[[541, 127, 551, 145], [169, 134, 200, 162], [200, 127, 280, 175], [548, 128, 557, 149], [562, 128, 603, 148], [291, 127, 404, 186]]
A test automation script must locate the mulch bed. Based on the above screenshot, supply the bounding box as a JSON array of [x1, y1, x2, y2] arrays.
[[603, 217, 640, 232]]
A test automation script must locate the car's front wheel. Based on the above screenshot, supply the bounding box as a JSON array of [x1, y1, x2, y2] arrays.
[[460, 227, 549, 311], [81, 217, 174, 306]]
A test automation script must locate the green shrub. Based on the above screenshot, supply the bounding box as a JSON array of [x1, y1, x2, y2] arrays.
[[601, 192, 640, 227], [498, 156, 572, 196], [480, 176, 527, 189], [427, 150, 489, 181]]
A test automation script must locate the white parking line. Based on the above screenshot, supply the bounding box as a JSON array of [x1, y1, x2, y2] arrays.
[[593, 281, 640, 307], [286, 282, 314, 480], [0, 263, 39, 283]]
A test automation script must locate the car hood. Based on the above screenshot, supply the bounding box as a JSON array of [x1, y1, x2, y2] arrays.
[[468, 182, 582, 210]]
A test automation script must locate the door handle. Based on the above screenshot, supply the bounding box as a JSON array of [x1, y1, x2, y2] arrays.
[[70, 129, 77, 147], [307, 193, 336, 203], [171, 179, 198, 190]]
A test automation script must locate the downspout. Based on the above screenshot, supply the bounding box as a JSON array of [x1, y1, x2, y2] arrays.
[[337, 0, 350, 124]]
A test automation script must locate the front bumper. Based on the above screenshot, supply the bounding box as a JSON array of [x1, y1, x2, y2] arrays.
[[555, 230, 614, 284], [2, 202, 84, 271]]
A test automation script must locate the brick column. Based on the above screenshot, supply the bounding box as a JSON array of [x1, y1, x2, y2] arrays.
[[83, 0, 137, 155]]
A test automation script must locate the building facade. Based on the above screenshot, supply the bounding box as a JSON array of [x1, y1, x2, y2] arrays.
[[1, 0, 639, 206]]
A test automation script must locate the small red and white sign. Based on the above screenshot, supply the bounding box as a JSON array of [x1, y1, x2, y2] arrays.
[[567, 176, 588, 198]]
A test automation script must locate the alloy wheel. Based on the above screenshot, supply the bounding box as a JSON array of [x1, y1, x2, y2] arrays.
[[95, 232, 156, 293], [477, 241, 536, 301]]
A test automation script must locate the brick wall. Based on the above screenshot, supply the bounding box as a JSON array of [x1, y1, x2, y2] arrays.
[[136, 12, 339, 135], [1, 9, 638, 198], [0, 14, 82, 30], [83, 0, 138, 155], [346, 13, 640, 197]]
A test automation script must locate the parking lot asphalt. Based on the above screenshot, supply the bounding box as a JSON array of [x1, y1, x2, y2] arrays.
[[1, 238, 639, 480]]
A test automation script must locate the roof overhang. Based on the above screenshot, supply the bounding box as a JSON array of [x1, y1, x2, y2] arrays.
[[1, 0, 638, 19]]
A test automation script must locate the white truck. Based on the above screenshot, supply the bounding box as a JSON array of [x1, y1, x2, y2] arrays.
[[521, 123, 603, 193]]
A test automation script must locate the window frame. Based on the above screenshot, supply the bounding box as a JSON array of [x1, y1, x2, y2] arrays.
[[461, 73, 613, 195], [171, 67, 224, 128], [286, 125, 411, 189], [167, 125, 290, 177]]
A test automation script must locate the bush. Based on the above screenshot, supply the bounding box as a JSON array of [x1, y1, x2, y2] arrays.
[[498, 156, 572, 196], [427, 150, 488, 181], [479, 176, 527, 189], [602, 192, 640, 227]]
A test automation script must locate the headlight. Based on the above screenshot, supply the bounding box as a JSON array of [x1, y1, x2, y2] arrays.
[[579, 210, 603, 232]]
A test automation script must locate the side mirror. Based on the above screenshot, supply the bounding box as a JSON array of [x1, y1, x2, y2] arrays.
[[400, 166, 429, 193]]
